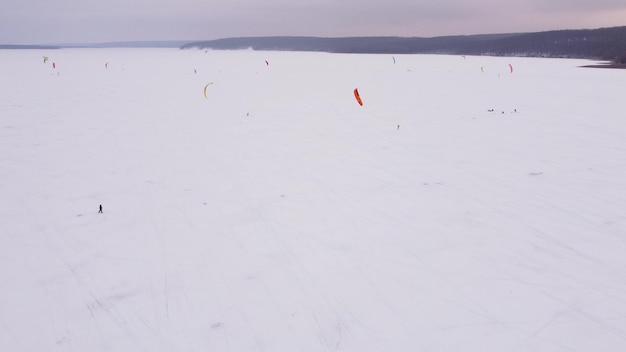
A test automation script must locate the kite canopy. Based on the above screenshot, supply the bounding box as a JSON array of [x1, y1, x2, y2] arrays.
[[203, 82, 214, 99], [354, 88, 363, 106]]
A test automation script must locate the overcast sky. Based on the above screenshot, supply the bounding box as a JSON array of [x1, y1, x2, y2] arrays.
[[2, 0, 626, 44]]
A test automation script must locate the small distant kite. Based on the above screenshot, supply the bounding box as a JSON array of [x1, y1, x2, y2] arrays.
[[353, 88, 363, 106], [203, 82, 214, 99]]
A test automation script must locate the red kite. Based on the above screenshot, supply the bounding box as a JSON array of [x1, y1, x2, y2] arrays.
[[354, 88, 363, 106]]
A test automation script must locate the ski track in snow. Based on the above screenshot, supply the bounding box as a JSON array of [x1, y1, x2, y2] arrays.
[[1, 48, 626, 351]]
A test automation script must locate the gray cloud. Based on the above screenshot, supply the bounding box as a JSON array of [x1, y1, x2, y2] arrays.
[[2, 0, 625, 44]]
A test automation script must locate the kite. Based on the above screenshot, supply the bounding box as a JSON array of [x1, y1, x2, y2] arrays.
[[353, 88, 363, 106], [203, 82, 214, 99]]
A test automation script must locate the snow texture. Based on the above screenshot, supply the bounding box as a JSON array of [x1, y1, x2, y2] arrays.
[[1, 49, 626, 351]]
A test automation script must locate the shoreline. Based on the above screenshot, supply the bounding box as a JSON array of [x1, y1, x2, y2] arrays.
[[581, 62, 626, 69]]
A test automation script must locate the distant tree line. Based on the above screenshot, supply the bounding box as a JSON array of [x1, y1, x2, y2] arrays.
[[4, 26, 624, 62], [0, 44, 60, 49], [182, 26, 626, 62]]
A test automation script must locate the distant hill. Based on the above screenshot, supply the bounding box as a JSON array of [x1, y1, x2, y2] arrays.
[[4, 26, 625, 61], [0, 41, 187, 49], [181, 26, 626, 61], [60, 41, 190, 48], [0, 44, 59, 49]]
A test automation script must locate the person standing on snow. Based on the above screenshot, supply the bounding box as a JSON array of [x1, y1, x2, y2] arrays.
[[99, 204, 103, 213]]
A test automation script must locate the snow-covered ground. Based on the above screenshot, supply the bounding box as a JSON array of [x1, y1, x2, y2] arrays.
[[1, 48, 626, 351]]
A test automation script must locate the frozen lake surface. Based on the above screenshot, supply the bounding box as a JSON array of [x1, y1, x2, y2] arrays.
[[1, 48, 626, 351]]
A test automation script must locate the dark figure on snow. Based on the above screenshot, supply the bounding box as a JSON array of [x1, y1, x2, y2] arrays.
[[99, 204, 103, 213]]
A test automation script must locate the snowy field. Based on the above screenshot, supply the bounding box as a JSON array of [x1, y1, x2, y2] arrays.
[[1, 48, 626, 351]]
